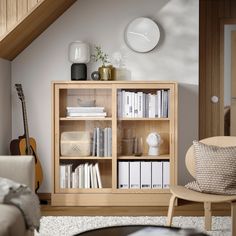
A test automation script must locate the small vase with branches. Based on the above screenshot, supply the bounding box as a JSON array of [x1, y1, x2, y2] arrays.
[[91, 46, 113, 80]]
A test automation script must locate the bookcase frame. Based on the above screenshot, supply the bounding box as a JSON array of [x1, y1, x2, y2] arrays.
[[51, 81, 178, 206]]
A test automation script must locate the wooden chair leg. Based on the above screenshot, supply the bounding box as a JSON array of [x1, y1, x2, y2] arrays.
[[204, 202, 212, 231], [166, 194, 177, 226], [231, 201, 236, 236]]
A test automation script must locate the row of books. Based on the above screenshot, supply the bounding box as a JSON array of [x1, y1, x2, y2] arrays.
[[92, 127, 112, 157], [118, 161, 170, 189], [117, 90, 170, 118], [60, 163, 102, 189], [66, 106, 107, 117]]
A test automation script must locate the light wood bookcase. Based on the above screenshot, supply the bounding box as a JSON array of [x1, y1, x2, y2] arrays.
[[51, 81, 178, 206]]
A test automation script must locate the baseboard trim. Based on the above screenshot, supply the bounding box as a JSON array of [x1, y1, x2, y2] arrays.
[[38, 192, 51, 204]]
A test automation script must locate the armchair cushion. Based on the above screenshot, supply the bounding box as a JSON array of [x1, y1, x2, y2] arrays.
[[0, 155, 35, 191], [185, 141, 236, 195]]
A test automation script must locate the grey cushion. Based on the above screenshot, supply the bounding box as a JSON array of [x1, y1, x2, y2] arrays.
[[185, 141, 236, 195]]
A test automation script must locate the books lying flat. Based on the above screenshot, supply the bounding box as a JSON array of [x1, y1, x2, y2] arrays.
[[66, 106, 107, 117], [67, 107, 105, 113], [67, 112, 107, 117]]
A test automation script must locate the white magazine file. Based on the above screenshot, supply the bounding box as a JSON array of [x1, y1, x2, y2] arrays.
[[163, 161, 170, 189], [118, 161, 129, 189], [151, 162, 163, 189], [130, 161, 140, 189], [141, 161, 151, 189]]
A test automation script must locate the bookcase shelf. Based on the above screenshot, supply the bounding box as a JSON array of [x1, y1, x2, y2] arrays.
[[117, 154, 170, 160], [118, 118, 170, 121], [114, 189, 170, 194], [59, 188, 112, 194], [52, 81, 178, 207], [60, 156, 112, 160], [60, 117, 112, 121]]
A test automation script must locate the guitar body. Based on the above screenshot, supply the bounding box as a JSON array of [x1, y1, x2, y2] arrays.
[[10, 139, 21, 155], [18, 137, 43, 192]]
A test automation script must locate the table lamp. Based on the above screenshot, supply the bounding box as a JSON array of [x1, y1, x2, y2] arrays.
[[69, 41, 90, 80]]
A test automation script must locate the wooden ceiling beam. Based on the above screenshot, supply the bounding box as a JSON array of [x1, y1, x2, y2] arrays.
[[0, 0, 76, 61]]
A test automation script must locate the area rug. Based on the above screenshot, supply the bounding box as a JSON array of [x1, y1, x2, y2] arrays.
[[35, 216, 231, 236]]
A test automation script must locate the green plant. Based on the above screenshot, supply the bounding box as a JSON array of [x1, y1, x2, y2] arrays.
[[91, 46, 110, 66]]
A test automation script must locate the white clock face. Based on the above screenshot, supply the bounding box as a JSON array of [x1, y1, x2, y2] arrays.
[[124, 17, 160, 53]]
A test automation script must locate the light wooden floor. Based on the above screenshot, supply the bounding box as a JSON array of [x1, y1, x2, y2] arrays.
[[41, 200, 230, 217]]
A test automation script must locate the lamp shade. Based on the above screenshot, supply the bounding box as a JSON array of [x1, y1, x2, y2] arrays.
[[69, 41, 90, 63]]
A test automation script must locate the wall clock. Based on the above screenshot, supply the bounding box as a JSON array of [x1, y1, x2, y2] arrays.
[[124, 17, 160, 53]]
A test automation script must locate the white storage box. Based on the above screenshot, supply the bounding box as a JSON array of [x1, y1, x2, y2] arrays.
[[61, 131, 91, 156]]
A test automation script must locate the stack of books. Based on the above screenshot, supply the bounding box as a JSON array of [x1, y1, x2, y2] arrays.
[[117, 89, 170, 118], [66, 106, 107, 117], [118, 161, 170, 189], [60, 163, 102, 189], [92, 127, 112, 157]]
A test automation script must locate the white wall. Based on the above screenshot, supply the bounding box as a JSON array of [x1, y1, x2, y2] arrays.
[[0, 58, 11, 154], [12, 0, 199, 192]]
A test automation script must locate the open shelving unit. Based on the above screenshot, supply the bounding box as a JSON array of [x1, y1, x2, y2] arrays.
[[51, 81, 178, 206]]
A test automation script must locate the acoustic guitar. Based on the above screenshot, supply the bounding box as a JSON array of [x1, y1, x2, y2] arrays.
[[10, 84, 43, 192]]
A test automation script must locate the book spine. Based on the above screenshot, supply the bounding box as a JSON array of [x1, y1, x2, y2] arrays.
[[108, 128, 112, 157], [148, 94, 155, 118], [145, 94, 149, 118], [167, 89, 170, 118], [92, 128, 96, 156], [134, 93, 138, 118], [72, 172, 77, 188], [84, 163, 89, 188], [98, 128, 104, 157], [92, 165, 98, 188], [117, 91, 122, 118], [161, 89, 165, 117], [78, 164, 83, 188], [157, 90, 162, 118], [60, 165, 66, 188], [155, 93, 158, 118], [89, 164, 94, 188], [104, 128, 108, 157], [131, 92, 135, 118], [125, 92, 130, 118], [75, 166, 80, 188], [95, 163, 102, 188], [137, 92, 142, 118], [122, 90, 126, 118], [96, 128, 100, 157]]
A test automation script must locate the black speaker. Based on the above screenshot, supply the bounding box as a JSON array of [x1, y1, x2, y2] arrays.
[[71, 63, 87, 80]]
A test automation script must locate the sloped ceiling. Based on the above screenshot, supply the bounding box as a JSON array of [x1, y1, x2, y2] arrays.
[[0, 0, 76, 61]]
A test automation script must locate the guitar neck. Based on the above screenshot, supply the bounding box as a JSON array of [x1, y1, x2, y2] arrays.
[[21, 100, 31, 155]]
